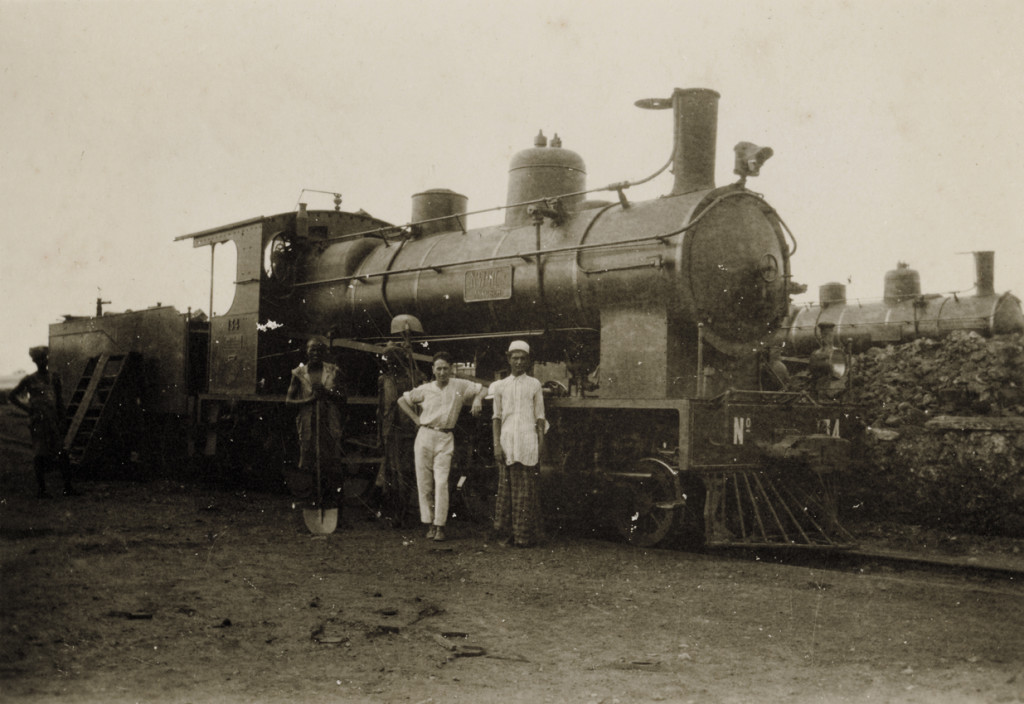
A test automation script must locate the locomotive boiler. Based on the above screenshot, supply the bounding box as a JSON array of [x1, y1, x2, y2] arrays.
[[59, 88, 861, 549]]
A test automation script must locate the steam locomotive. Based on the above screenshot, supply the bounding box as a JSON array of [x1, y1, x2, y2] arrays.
[[781, 252, 1024, 355], [50, 88, 863, 549]]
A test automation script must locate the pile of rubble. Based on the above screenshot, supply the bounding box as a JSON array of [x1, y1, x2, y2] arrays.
[[853, 330, 1024, 423], [843, 331, 1024, 536]]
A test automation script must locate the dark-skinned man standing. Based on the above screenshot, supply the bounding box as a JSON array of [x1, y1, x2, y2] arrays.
[[286, 337, 347, 528]]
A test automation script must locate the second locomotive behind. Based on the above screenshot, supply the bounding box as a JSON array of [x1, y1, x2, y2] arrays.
[[781, 252, 1024, 355]]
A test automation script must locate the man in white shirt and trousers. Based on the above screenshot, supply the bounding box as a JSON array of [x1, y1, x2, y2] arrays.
[[398, 350, 486, 542]]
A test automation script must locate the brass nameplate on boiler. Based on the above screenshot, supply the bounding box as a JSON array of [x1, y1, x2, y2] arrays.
[[464, 265, 513, 302]]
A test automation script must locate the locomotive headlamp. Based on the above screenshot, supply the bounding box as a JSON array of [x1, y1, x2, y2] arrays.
[[809, 323, 848, 381], [733, 142, 774, 178], [390, 314, 424, 335], [808, 346, 848, 380], [827, 349, 847, 379]]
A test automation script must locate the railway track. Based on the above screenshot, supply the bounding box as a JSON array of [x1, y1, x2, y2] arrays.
[[709, 543, 1024, 584]]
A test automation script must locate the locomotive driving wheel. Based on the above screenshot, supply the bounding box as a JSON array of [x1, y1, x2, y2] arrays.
[[611, 457, 684, 548]]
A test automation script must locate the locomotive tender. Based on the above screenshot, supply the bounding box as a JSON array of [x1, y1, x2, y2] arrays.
[[53, 88, 862, 548]]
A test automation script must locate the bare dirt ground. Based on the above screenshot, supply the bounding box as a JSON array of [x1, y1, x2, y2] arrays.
[[2, 404, 1024, 704]]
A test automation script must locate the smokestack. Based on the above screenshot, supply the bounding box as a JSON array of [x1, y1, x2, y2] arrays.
[[974, 250, 995, 297], [671, 88, 720, 195]]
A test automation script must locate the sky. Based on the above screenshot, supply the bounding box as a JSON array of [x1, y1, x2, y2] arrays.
[[2, 0, 1022, 377]]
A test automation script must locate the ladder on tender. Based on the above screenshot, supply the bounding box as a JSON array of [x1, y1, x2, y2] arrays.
[[63, 353, 139, 466]]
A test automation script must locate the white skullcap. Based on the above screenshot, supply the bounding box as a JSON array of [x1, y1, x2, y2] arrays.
[[508, 340, 530, 354]]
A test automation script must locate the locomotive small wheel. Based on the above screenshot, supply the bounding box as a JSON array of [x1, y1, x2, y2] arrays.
[[452, 464, 498, 525], [612, 457, 682, 548], [340, 443, 382, 515], [343, 472, 377, 512]]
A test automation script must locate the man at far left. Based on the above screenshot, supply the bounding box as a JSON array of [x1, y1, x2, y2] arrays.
[[9, 346, 79, 498]]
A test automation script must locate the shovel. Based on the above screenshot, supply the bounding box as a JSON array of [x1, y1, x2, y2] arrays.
[[303, 396, 338, 534]]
